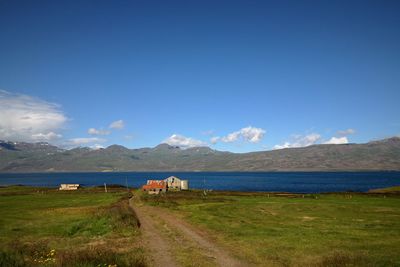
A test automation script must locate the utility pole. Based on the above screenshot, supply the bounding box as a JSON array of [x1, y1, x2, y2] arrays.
[[203, 177, 207, 197]]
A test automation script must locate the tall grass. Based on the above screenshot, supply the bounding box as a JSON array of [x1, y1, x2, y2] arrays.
[[0, 240, 146, 267], [0, 188, 146, 267]]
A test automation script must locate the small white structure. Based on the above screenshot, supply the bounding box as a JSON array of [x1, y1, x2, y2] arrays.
[[164, 176, 181, 190], [180, 180, 189, 190], [164, 176, 189, 191], [59, 184, 80, 190]]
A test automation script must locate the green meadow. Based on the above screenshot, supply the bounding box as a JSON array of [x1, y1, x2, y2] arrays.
[[0, 186, 145, 267], [142, 191, 400, 266], [2, 185, 400, 267]]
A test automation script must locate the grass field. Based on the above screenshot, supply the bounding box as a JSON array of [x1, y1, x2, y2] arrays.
[[141, 190, 400, 267], [2, 185, 400, 267], [0, 186, 145, 267]]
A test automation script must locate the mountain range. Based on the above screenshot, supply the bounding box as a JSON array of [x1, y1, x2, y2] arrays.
[[1, 137, 400, 172]]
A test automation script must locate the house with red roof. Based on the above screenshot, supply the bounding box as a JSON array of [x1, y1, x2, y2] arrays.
[[142, 180, 167, 194], [142, 176, 189, 194]]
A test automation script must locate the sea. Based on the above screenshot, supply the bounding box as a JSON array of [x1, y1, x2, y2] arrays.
[[1, 171, 400, 193]]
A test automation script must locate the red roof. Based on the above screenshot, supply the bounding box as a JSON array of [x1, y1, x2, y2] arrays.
[[142, 180, 166, 190]]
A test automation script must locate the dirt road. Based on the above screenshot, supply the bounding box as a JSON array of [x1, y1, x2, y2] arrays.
[[129, 197, 247, 267]]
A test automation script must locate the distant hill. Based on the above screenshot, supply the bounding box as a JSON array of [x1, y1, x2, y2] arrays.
[[1, 137, 400, 172]]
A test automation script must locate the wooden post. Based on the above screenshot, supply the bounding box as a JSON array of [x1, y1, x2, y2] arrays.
[[104, 183, 107, 193]]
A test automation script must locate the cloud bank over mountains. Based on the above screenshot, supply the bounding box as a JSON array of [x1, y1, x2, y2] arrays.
[[211, 126, 266, 144], [163, 134, 207, 149], [1, 90, 359, 151], [324, 136, 349, 144], [273, 133, 322, 150], [322, 129, 355, 145], [273, 128, 356, 149], [163, 126, 266, 149], [87, 120, 125, 137]]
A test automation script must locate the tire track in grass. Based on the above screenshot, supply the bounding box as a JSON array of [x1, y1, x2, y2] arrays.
[[129, 197, 178, 267], [130, 196, 248, 267]]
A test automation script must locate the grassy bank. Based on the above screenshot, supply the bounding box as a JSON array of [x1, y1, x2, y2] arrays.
[[141, 190, 400, 266], [0, 186, 145, 267], [369, 185, 400, 193]]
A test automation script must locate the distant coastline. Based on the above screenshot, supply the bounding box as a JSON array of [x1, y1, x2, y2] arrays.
[[1, 137, 400, 172]]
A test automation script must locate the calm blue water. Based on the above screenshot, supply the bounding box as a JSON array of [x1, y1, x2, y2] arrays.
[[1, 172, 400, 193]]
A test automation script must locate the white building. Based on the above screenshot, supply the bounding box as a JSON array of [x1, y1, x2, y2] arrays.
[[164, 176, 189, 191], [59, 184, 80, 190]]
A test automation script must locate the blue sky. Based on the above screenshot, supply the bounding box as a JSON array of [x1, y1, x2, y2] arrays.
[[0, 0, 399, 152]]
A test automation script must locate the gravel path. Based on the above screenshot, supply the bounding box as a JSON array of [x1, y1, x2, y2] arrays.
[[129, 196, 247, 267], [129, 197, 178, 267]]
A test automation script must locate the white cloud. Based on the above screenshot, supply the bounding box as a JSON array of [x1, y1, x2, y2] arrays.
[[217, 126, 266, 144], [90, 144, 105, 150], [0, 90, 67, 142], [68, 137, 106, 146], [240, 126, 266, 143], [88, 128, 110, 135], [337, 128, 355, 136], [221, 132, 240, 143], [273, 142, 292, 150], [273, 133, 321, 150], [109, 120, 124, 129], [324, 136, 349, 144], [219, 132, 240, 143], [163, 134, 207, 149], [210, 136, 220, 144], [32, 132, 63, 141]]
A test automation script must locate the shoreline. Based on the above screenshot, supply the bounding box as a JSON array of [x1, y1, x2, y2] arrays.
[[1, 184, 400, 195]]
